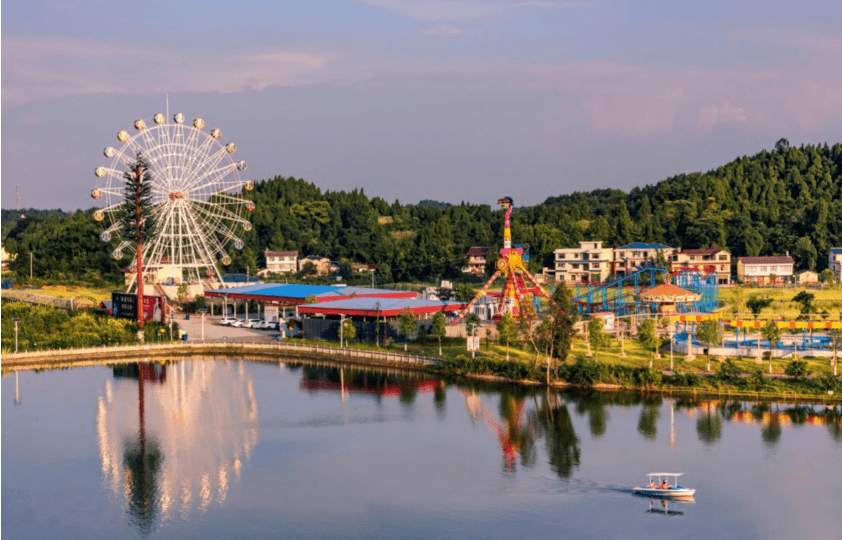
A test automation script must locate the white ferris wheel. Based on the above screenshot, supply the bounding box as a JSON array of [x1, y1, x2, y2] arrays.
[[92, 111, 255, 290]]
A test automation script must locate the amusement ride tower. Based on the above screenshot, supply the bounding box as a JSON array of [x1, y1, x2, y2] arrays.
[[453, 197, 550, 324]]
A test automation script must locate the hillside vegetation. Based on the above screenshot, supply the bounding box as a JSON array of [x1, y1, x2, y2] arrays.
[[4, 139, 842, 285]]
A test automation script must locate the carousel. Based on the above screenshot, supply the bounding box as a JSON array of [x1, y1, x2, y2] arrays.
[[638, 283, 702, 315]]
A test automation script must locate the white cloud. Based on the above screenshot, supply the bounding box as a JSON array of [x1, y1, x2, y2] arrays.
[[1, 37, 331, 107]]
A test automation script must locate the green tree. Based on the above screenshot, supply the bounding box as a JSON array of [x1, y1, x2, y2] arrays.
[[496, 312, 517, 361], [397, 309, 416, 351], [117, 152, 157, 331], [746, 295, 773, 319], [729, 286, 745, 317], [792, 237, 817, 271], [454, 283, 477, 303], [784, 359, 809, 380], [761, 322, 783, 374], [341, 317, 356, 344], [465, 313, 481, 337], [819, 269, 836, 285], [637, 319, 659, 365], [696, 319, 723, 372], [792, 291, 815, 316], [587, 317, 610, 353], [431, 312, 447, 356]]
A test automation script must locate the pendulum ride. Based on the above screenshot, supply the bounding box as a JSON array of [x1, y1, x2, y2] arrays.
[[453, 197, 550, 324]]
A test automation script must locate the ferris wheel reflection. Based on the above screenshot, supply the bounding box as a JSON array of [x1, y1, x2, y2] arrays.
[[96, 360, 258, 533]]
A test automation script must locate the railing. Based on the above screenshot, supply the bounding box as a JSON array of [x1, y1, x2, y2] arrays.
[[1, 340, 442, 369], [2, 289, 74, 309]]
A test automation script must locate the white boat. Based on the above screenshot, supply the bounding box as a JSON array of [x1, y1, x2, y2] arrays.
[[632, 473, 695, 499]]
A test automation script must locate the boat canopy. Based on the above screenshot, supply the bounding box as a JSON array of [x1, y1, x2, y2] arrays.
[[646, 473, 683, 477]]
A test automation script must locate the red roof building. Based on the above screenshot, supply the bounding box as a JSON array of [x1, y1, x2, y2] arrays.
[[464, 246, 491, 274]]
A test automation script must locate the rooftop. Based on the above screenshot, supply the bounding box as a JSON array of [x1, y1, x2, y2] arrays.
[[616, 242, 673, 250], [738, 256, 795, 265]]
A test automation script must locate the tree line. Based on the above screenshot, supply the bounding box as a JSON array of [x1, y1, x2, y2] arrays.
[[4, 139, 842, 286]]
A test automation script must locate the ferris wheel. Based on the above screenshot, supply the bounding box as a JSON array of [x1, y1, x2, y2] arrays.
[[92, 111, 255, 289]]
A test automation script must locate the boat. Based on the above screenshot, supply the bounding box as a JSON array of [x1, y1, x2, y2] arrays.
[[632, 473, 696, 499]]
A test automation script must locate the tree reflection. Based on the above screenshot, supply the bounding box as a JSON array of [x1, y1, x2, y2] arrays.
[[121, 363, 165, 537], [696, 402, 722, 445], [531, 391, 580, 479], [638, 397, 662, 440], [488, 394, 536, 473], [433, 381, 447, 418], [573, 390, 608, 438]]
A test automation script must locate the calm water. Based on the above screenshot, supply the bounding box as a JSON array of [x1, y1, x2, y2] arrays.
[[3, 359, 841, 539]]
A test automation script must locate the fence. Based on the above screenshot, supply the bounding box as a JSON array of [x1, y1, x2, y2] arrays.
[[1, 340, 442, 370]]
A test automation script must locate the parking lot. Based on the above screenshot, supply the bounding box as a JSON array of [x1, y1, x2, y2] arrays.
[[175, 314, 280, 343]]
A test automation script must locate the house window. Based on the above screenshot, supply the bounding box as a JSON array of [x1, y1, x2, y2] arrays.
[[760, 266, 767, 273], [719, 255, 727, 261]]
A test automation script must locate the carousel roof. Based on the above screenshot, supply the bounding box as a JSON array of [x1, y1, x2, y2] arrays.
[[638, 283, 701, 303]]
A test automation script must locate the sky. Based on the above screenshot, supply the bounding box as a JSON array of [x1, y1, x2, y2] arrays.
[[2, 0, 842, 211]]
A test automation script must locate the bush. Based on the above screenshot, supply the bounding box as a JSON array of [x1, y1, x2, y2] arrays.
[[557, 356, 605, 386], [665, 370, 703, 387], [717, 358, 742, 382], [784, 359, 809, 380], [747, 369, 766, 391]]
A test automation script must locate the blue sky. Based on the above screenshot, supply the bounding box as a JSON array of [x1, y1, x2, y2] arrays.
[[3, 0, 841, 210]]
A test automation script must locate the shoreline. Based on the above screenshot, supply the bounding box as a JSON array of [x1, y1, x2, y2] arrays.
[[2, 342, 839, 404]]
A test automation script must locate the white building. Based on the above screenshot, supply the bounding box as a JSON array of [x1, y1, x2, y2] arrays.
[[737, 255, 795, 285], [830, 248, 842, 282], [554, 241, 613, 284], [262, 250, 298, 275]]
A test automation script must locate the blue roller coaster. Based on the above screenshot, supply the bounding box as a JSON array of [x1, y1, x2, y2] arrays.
[[570, 267, 718, 317]]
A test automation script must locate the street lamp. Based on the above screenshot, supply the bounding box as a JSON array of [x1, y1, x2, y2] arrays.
[[199, 309, 207, 342], [13, 318, 20, 353]]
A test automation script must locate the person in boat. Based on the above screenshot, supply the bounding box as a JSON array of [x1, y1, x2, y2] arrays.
[[660, 479, 670, 489], [649, 479, 656, 488]]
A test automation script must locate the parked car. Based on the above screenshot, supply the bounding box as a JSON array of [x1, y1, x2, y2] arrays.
[[242, 318, 263, 328], [230, 319, 248, 327], [252, 320, 271, 330], [218, 317, 237, 326]]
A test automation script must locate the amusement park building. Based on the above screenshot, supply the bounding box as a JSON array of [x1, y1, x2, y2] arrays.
[[553, 241, 613, 284], [612, 242, 677, 277], [830, 248, 842, 282], [261, 250, 298, 275], [669, 247, 731, 285], [736, 255, 795, 285], [463, 247, 491, 274]]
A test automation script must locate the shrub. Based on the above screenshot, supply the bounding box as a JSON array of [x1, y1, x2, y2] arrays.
[[747, 369, 766, 391], [717, 358, 742, 382], [784, 359, 809, 380]]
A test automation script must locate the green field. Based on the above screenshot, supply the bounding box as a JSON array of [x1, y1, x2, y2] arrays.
[[719, 285, 842, 318]]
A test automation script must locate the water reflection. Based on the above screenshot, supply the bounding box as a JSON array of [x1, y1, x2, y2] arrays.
[[297, 363, 442, 402], [97, 361, 258, 534], [645, 498, 689, 517], [530, 392, 580, 480]]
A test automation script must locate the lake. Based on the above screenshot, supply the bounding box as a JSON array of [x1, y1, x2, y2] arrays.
[[3, 358, 841, 539]]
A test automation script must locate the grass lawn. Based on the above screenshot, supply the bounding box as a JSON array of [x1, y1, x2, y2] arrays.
[[719, 285, 842, 318], [26, 285, 114, 303]]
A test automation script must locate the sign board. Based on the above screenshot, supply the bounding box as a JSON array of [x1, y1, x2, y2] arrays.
[[112, 292, 167, 323], [467, 335, 481, 352]]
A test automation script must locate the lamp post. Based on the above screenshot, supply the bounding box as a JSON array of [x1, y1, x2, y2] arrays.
[[200, 309, 207, 342], [669, 327, 675, 373], [13, 318, 20, 353]]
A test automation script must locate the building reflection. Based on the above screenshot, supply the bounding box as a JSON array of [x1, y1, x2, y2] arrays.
[[97, 361, 258, 534], [298, 364, 442, 402]]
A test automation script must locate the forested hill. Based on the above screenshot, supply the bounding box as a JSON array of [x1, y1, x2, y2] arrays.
[[4, 139, 842, 285]]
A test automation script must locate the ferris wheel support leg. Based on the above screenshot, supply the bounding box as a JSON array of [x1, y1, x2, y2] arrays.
[[522, 268, 551, 300]]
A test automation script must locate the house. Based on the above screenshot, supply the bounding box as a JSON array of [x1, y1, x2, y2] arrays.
[[612, 242, 676, 277], [670, 247, 732, 285], [554, 241, 613, 284], [736, 255, 795, 285], [0, 244, 15, 270], [351, 263, 376, 274], [298, 255, 332, 276], [795, 270, 819, 285], [830, 248, 842, 282], [464, 247, 491, 274], [262, 250, 298, 275]]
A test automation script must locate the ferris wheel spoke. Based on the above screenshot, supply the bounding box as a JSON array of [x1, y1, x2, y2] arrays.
[[190, 199, 250, 227], [181, 149, 237, 193]]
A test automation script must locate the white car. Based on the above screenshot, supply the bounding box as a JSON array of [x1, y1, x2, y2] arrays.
[[230, 319, 248, 327], [218, 317, 237, 326], [252, 320, 271, 330], [243, 318, 264, 328]]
